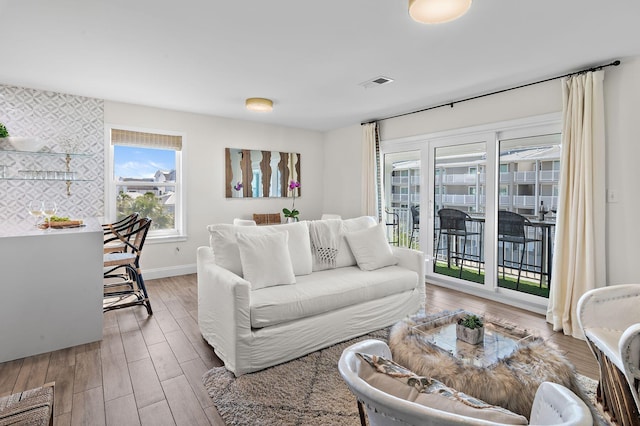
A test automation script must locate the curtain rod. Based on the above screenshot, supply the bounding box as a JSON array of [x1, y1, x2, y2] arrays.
[[362, 59, 620, 125]]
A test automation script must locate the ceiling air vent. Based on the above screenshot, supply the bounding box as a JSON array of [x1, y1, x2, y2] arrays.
[[359, 76, 395, 89]]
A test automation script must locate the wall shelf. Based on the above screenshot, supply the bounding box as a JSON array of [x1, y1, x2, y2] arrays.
[[0, 149, 93, 196]]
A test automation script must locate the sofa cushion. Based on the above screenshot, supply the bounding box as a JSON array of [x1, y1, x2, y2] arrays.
[[311, 216, 377, 272], [249, 265, 417, 328], [237, 231, 296, 290], [356, 353, 528, 425], [208, 221, 312, 277], [345, 223, 397, 271]]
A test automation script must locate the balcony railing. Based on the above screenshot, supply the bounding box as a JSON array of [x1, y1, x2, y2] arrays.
[[435, 171, 558, 186]]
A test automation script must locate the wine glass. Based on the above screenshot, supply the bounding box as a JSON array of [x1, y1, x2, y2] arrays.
[[27, 201, 44, 227], [43, 201, 57, 227]]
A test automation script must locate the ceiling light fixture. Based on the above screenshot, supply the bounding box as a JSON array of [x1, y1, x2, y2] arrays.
[[245, 97, 273, 112], [408, 0, 472, 24]]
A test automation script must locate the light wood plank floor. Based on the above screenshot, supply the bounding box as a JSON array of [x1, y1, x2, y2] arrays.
[[0, 275, 598, 425]]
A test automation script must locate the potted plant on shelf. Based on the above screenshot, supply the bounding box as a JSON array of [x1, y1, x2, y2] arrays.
[[456, 313, 484, 345], [0, 122, 8, 139]]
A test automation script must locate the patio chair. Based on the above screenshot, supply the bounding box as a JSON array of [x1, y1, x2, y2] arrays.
[[497, 211, 542, 289], [435, 208, 480, 278], [385, 208, 399, 246], [408, 205, 420, 248], [103, 217, 153, 315]]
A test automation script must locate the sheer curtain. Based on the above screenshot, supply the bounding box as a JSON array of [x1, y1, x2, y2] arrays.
[[546, 70, 607, 339], [361, 122, 381, 218]]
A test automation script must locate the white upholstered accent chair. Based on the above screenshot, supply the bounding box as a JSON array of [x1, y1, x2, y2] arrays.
[[578, 284, 640, 424], [338, 339, 592, 426], [233, 218, 257, 226]]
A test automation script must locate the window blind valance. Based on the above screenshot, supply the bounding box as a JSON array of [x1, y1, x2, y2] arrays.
[[111, 129, 182, 151]]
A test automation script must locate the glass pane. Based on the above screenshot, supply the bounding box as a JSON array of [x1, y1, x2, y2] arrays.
[[382, 151, 421, 249], [497, 133, 561, 298], [433, 142, 486, 284], [114, 145, 177, 230]]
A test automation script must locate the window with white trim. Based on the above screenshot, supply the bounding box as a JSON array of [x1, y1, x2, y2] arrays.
[[107, 127, 185, 240]]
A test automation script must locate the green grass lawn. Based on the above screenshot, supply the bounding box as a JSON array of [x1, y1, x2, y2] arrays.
[[434, 263, 550, 298]]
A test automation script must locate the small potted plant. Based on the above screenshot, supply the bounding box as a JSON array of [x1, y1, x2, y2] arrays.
[[456, 313, 484, 345], [0, 122, 9, 139]]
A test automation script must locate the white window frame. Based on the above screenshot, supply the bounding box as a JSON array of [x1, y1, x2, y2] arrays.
[[104, 124, 187, 243]]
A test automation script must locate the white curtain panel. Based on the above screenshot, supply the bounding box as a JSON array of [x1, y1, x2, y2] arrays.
[[546, 70, 607, 339], [361, 123, 378, 217]]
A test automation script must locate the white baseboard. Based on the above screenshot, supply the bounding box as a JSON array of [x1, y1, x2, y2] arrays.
[[143, 263, 196, 280]]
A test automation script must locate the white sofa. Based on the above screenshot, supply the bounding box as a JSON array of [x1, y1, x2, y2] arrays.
[[197, 216, 425, 376]]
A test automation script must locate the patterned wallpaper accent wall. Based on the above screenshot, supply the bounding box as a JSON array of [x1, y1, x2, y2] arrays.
[[0, 84, 104, 221]]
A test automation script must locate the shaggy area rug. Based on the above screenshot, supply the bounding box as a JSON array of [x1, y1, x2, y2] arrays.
[[202, 325, 606, 426], [389, 310, 582, 417]]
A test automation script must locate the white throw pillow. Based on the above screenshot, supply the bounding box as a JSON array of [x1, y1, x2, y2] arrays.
[[236, 231, 296, 290], [207, 221, 312, 276], [238, 221, 312, 276], [208, 224, 242, 276], [345, 223, 397, 271]]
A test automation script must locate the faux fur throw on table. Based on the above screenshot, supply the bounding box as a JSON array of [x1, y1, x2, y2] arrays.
[[388, 311, 588, 418], [309, 220, 342, 267]]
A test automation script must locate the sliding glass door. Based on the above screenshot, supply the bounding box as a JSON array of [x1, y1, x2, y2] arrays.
[[381, 113, 562, 308], [496, 133, 561, 298], [382, 150, 421, 249], [432, 141, 487, 285]]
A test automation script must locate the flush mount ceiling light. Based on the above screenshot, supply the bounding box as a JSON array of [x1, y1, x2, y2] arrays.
[[408, 0, 472, 24], [245, 97, 273, 112]]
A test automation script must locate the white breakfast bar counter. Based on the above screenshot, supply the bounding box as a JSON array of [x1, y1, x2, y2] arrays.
[[0, 217, 103, 363]]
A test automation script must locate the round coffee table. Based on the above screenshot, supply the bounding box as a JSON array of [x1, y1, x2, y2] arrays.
[[389, 310, 584, 417]]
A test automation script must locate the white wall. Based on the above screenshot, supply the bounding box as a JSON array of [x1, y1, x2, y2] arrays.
[[322, 124, 363, 219], [603, 57, 640, 284], [323, 56, 640, 285], [105, 101, 325, 277]]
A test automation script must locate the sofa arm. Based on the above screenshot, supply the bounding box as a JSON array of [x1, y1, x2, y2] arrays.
[[392, 246, 425, 307], [578, 284, 640, 334], [197, 246, 251, 372]]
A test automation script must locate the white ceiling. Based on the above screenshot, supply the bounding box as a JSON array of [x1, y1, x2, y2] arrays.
[[1, 0, 639, 132]]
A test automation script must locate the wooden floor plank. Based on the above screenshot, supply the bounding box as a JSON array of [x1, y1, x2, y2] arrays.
[[71, 386, 106, 426], [12, 352, 50, 393], [161, 375, 210, 426], [153, 309, 181, 335], [122, 330, 150, 363], [0, 359, 23, 396], [73, 349, 102, 393], [174, 316, 219, 369], [105, 394, 141, 426], [179, 358, 214, 410], [164, 330, 199, 364], [101, 325, 125, 360], [137, 316, 166, 347], [102, 350, 133, 402], [128, 358, 165, 410], [138, 400, 176, 426], [54, 412, 72, 426], [117, 309, 141, 334], [46, 365, 75, 417], [164, 299, 190, 320], [148, 341, 183, 382]]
